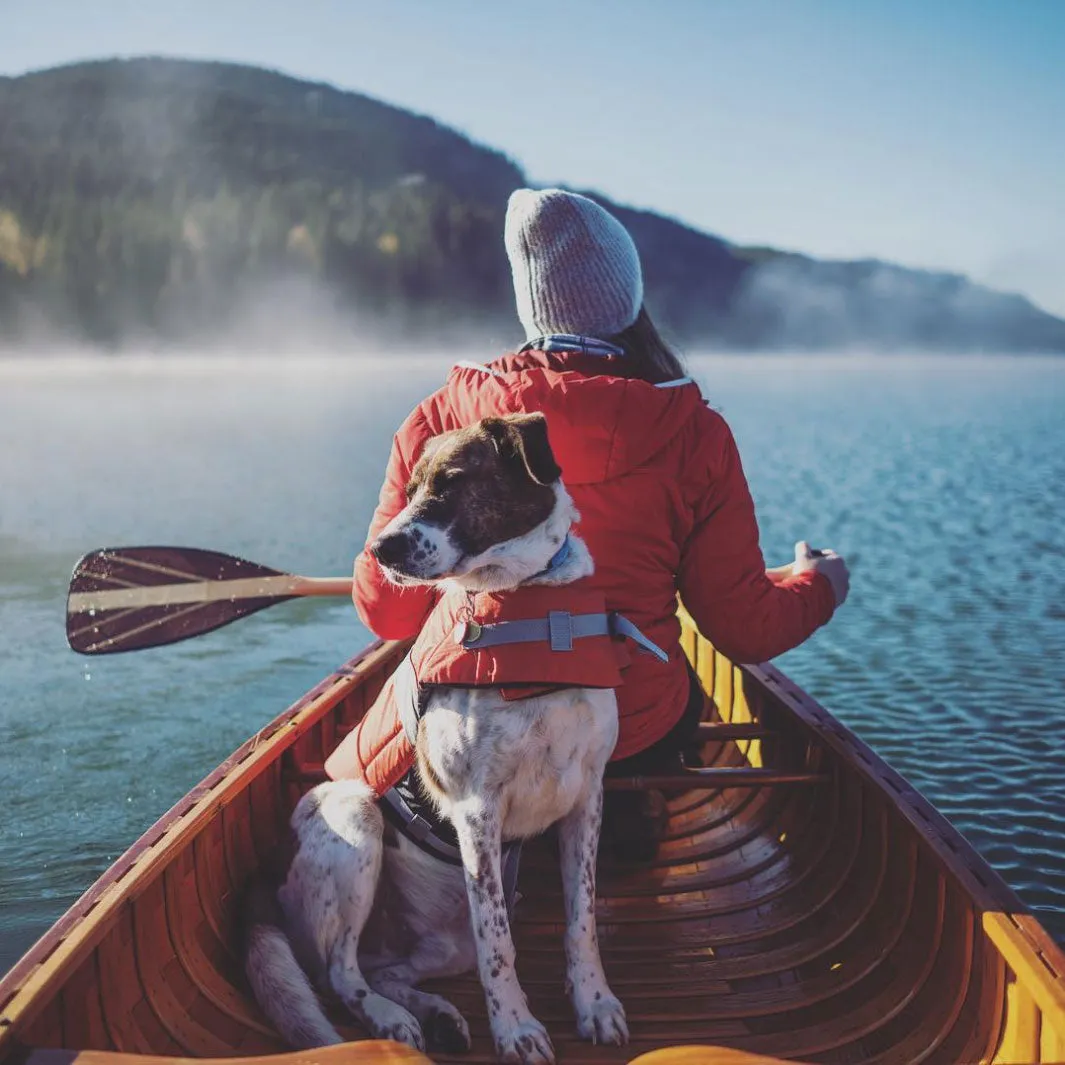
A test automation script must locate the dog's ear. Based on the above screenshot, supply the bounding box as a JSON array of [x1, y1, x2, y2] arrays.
[[484, 414, 562, 486], [405, 434, 446, 499]]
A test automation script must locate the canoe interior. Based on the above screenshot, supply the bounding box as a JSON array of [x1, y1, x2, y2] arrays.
[[2, 617, 1064, 1064]]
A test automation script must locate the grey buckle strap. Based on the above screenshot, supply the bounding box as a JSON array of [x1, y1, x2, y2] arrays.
[[549, 610, 573, 650], [609, 613, 671, 662], [461, 610, 668, 663], [381, 788, 464, 864]]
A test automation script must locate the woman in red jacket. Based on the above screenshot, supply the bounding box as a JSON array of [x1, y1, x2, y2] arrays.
[[353, 188, 849, 859]]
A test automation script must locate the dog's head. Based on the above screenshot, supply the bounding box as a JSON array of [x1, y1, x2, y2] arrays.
[[370, 413, 569, 588]]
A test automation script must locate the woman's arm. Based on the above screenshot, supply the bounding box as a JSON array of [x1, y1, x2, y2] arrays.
[[677, 415, 839, 664], [352, 408, 437, 640]]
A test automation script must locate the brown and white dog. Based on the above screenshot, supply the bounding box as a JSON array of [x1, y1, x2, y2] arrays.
[[244, 414, 627, 1065]]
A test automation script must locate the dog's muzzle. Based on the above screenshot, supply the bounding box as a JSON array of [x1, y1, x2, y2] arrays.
[[371, 531, 412, 569]]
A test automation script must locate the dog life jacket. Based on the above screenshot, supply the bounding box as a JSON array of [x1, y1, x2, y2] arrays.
[[325, 580, 667, 797]]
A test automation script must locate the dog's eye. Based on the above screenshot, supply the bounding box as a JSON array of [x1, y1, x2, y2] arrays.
[[439, 468, 466, 485]]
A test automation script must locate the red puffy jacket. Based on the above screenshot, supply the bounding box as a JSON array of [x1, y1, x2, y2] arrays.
[[353, 348, 835, 760]]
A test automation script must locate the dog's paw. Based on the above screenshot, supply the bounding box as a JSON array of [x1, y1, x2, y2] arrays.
[[494, 1017, 555, 1064], [362, 998, 425, 1051], [575, 992, 628, 1046], [426, 1004, 471, 1054]]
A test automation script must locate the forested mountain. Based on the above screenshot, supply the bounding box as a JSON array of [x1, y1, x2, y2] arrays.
[[1, 57, 1062, 353]]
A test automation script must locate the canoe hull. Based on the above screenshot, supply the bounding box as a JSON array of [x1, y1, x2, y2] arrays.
[[2, 621, 1064, 1063]]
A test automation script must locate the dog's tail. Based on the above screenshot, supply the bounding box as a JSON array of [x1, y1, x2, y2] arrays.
[[243, 878, 343, 1049]]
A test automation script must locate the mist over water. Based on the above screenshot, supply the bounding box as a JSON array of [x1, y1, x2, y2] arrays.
[[0, 351, 1063, 970]]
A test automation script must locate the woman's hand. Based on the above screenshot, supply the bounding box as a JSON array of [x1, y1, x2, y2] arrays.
[[767, 542, 849, 607], [765, 561, 796, 582], [791, 540, 849, 607]]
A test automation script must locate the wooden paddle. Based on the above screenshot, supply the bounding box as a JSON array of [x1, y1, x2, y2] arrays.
[[66, 547, 352, 655]]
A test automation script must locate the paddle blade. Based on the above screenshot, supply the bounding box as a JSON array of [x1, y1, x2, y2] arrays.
[[67, 547, 294, 655]]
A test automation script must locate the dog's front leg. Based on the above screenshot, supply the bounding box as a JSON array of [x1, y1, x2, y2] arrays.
[[452, 799, 554, 1065], [558, 779, 628, 1046]]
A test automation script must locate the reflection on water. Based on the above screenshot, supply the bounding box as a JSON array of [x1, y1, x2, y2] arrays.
[[1, 352, 1063, 969]]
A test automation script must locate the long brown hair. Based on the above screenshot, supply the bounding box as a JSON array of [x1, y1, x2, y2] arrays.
[[608, 307, 688, 384]]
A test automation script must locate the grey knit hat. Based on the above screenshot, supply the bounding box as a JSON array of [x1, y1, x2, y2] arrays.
[[504, 188, 644, 340]]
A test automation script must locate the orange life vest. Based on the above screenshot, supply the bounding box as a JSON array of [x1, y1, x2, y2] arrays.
[[325, 579, 662, 797]]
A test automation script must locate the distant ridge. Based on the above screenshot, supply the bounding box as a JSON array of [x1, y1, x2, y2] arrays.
[[0, 57, 1062, 352]]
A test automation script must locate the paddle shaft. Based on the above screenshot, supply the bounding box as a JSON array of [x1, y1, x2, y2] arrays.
[[68, 575, 354, 613]]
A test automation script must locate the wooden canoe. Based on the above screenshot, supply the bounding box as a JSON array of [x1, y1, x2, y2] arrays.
[[2, 614, 1064, 1065]]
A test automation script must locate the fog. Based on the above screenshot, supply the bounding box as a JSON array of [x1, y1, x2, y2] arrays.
[[732, 255, 1065, 354]]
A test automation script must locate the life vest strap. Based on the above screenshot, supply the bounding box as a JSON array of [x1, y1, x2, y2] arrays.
[[379, 783, 524, 912], [461, 610, 668, 663], [381, 787, 464, 865]]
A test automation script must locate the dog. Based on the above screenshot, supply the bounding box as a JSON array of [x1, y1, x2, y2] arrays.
[[244, 413, 630, 1065]]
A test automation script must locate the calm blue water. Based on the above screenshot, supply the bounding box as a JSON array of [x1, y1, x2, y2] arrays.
[[0, 353, 1063, 972]]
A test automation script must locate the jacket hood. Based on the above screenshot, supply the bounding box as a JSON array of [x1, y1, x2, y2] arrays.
[[441, 351, 706, 486]]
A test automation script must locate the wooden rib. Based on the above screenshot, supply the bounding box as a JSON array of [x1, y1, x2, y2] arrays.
[[317, 710, 337, 774], [17, 999, 63, 1054], [925, 934, 1006, 1065], [57, 956, 112, 1052], [854, 893, 975, 1064], [221, 792, 258, 911], [247, 766, 283, 865], [96, 909, 182, 1056], [130, 880, 235, 1057], [191, 820, 241, 971], [162, 853, 278, 1041]]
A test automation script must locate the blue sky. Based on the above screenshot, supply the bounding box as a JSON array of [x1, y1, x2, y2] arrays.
[[2, 0, 1063, 315]]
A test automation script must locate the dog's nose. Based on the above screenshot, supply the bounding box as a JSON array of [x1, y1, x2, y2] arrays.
[[370, 532, 410, 568]]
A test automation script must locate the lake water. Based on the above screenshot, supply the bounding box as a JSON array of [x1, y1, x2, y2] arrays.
[[1, 352, 1063, 971]]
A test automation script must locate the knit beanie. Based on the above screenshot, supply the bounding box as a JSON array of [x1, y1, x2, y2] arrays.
[[504, 188, 644, 340]]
